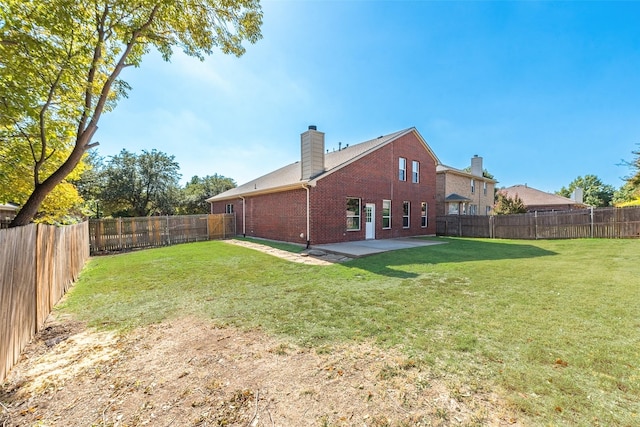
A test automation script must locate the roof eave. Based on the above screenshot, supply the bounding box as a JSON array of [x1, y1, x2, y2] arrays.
[[308, 127, 439, 185], [207, 182, 311, 203], [412, 128, 441, 166], [437, 166, 497, 183]]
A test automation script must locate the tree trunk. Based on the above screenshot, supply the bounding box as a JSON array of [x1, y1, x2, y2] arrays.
[[10, 129, 95, 227]]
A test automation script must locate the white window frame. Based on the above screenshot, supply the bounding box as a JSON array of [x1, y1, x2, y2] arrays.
[[483, 181, 488, 196], [470, 204, 478, 215], [402, 201, 410, 228], [382, 200, 391, 229], [412, 160, 419, 183], [421, 202, 428, 227], [225, 204, 234, 214], [399, 157, 407, 181], [346, 197, 361, 231], [471, 179, 476, 194]]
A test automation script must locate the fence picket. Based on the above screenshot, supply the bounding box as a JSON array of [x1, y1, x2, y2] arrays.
[[437, 206, 640, 239], [89, 214, 235, 254], [0, 222, 89, 382]]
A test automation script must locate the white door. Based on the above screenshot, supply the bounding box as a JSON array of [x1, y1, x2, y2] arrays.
[[365, 203, 375, 239]]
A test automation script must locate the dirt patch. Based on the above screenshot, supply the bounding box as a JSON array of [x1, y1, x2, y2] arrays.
[[1, 316, 521, 426]]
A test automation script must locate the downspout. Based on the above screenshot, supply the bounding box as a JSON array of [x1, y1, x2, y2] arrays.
[[240, 196, 246, 237], [303, 184, 310, 248]]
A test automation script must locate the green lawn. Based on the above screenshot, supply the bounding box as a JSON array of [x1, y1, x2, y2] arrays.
[[59, 237, 640, 426]]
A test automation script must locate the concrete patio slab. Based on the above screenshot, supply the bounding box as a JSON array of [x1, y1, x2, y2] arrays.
[[311, 237, 445, 257]]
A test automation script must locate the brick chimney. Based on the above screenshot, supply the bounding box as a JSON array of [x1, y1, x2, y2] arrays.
[[301, 125, 325, 180], [471, 155, 483, 177]]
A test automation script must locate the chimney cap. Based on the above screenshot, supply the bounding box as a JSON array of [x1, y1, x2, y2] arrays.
[[308, 125, 317, 130]]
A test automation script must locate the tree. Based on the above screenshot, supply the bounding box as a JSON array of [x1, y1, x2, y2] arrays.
[[557, 175, 615, 207], [100, 149, 180, 217], [1, 0, 262, 227], [0, 134, 88, 224], [179, 174, 236, 214], [613, 182, 640, 207], [493, 192, 527, 215], [625, 146, 640, 187], [614, 145, 640, 205], [72, 150, 107, 218]]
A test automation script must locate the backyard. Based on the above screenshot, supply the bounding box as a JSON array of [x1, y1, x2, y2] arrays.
[[1, 237, 638, 426]]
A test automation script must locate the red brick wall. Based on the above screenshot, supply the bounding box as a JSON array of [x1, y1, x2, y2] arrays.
[[211, 130, 438, 245], [211, 191, 308, 244], [309, 131, 438, 244]]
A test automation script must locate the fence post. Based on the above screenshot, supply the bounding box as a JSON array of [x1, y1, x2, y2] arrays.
[[534, 211, 538, 240], [590, 206, 594, 238], [165, 216, 170, 245], [117, 217, 123, 249], [489, 215, 494, 239], [96, 220, 103, 252]]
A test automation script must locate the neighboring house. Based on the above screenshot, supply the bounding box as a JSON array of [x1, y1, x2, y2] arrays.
[[0, 203, 19, 228], [436, 155, 497, 216], [499, 184, 586, 212], [207, 126, 440, 245]]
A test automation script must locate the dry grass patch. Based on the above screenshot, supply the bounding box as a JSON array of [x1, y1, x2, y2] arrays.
[[1, 317, 519, 426]]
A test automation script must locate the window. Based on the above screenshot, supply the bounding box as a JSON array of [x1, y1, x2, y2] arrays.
[[483, 181, 488, 196], [402, 201, 410, 228], [471, 179, 476, 194], [412, 160, 419, 183], [382, 200, 391, 229], [225, 204, 234, 214], [421, 202, 428, 227], [470, 204, 478, 215], [346, 198, 361, 231], [448, 203, 459, 215], [399, 157, 406, 181], [486, 206, 492, 215]]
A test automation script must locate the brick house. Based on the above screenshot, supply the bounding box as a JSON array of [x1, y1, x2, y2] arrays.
[[436, 156, 497, 216], [0, 203, 18, 228], [499, 184, 586, 212], [207, 126, 440, 246]]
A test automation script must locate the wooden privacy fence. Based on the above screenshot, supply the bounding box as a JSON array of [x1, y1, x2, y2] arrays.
[[89, 214, 235, 254], [437, 215, 491, 238], [437, 206, 640, 239], [0, 222, 89, 382]]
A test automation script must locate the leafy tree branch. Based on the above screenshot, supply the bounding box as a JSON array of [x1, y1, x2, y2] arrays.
[[1, 0, 263, 226]]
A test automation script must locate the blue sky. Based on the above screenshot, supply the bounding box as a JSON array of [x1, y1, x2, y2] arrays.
[[97, 0, 640, 193]]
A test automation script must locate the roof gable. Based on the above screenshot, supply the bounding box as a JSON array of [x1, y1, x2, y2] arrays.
[[207, 127, 438, 202]]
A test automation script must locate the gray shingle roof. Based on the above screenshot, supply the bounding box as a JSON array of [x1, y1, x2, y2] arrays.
[[444, 193, 472, 202], [207, 127, 437, 202]]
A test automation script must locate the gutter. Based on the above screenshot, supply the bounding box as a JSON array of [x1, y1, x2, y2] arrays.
[[210, 182, 314, 245], [303, 184, 310, 248], [240, 196, 246, 237], [207, 182, 311, 203]]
